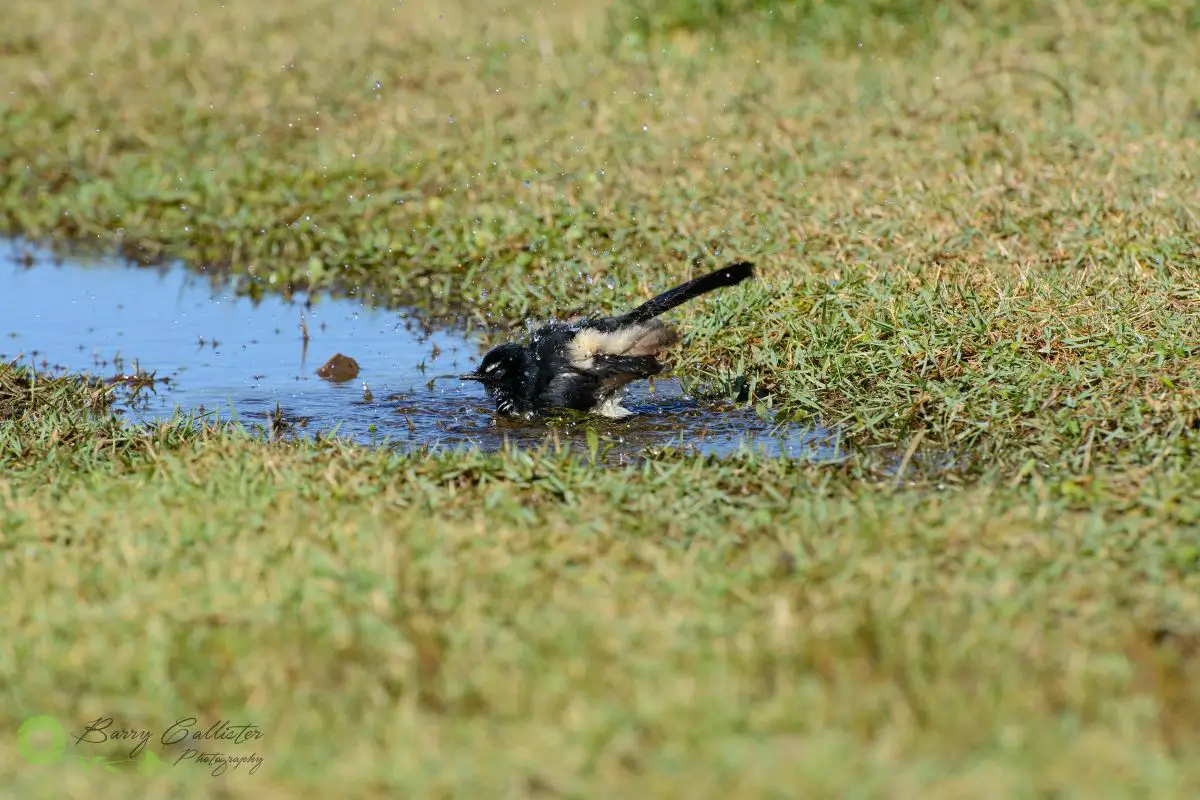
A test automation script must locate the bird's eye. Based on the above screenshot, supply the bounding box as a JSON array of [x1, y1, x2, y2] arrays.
[[484, 362, 501, 373]]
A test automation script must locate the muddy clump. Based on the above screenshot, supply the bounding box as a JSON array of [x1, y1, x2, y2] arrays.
[[316, 353, 360, 382]]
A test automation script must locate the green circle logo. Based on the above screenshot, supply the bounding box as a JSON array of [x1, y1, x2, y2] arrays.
[[16, 716, 67, 765]]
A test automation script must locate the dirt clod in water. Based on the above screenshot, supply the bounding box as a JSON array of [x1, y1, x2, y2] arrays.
[[317, 353, 360, 382]]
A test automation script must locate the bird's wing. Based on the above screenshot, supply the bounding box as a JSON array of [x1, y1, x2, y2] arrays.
[[528, 322, 671, 412], [586, 354, 664, 380], [539, 353, 665, 412]]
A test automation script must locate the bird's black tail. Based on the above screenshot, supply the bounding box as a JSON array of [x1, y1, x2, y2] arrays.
[[594, 261, 754, 330]]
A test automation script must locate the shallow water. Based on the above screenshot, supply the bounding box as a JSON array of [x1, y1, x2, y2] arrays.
[[1, 239, 839, 462]]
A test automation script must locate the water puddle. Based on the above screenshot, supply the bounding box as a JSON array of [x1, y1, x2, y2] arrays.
[[1, 239, 839, 462]]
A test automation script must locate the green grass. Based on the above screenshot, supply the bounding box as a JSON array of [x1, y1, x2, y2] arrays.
[[3, 0, 1200, 795], [7, 364, 1200, 800], [2, 0, 1198, 465], [3, 362, 1200, 797]]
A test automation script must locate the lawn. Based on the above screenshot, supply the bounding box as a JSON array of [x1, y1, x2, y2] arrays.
[[2, 0, 1200, 796]]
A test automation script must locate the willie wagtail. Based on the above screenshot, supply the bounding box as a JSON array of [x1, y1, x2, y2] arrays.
[[453, 261, 755, 417]]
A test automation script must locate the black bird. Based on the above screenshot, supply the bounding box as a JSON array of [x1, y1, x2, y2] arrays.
[[456, 261, 754, 417]]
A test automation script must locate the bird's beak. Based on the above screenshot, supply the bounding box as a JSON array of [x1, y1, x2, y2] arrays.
[[429, 373, 483, 383]]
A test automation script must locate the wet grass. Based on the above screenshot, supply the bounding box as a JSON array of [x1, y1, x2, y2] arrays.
[[2, 0, 1200, 794]]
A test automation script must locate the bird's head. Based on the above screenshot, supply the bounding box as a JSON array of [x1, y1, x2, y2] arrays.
[[459, 343, 531, 415]]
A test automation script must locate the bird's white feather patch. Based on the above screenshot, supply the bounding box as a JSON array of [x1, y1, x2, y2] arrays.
[[567, 321, 679, 368], [596, 396, 633, 418]]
